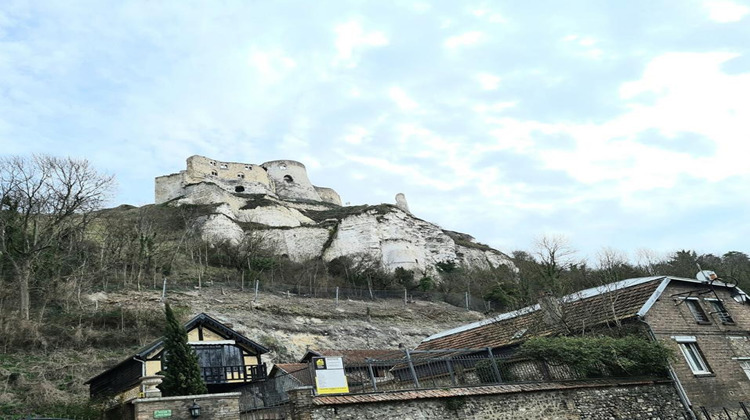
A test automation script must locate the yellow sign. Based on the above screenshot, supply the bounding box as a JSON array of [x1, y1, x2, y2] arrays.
[[313, 356, 349, 395]]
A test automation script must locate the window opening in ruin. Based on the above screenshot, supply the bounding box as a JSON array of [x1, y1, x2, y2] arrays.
[[220, 164, 228, 169], [237, 173, 245, 179], [235, 186, 245, 193], [211, 171, 218, 176], [210, 161, 216, 166], [280, 163, 287, 170], [245, 165, 251, 170], [705, 298, 734, 323], [283, 175, 293, 183], [684, 298, 711, 324]]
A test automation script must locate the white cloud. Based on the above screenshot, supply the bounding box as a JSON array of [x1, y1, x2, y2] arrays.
[[444, 31, 484, 49], [561, 34, 604, 59], [342, 125, 370, 144], [248, 48, 297, 84], [476, 72, 501, 90], [472, 8, 507, 23], [704, 0, 750, 22], [333, 20, 389, 67], [388, 87, 419, 111]]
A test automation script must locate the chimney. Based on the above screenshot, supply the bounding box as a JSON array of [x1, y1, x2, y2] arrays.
[[538, 292, 564, 327]]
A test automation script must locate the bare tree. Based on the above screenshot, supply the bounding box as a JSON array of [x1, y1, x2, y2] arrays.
[[0, 155, 114, 320], [533, 234, 576, 295]]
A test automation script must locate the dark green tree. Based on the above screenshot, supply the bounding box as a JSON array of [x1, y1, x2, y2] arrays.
[[159, 303, 207, 396]]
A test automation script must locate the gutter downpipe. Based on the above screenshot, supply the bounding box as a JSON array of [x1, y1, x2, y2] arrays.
[[639, 316, 696, 420]]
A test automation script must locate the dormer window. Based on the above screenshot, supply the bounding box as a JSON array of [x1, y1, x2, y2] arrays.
[[684, 298, 711, 324], [706, 298, 734, 324]]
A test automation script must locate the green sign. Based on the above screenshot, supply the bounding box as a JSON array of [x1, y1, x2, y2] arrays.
[[154, 409, 172, 418]]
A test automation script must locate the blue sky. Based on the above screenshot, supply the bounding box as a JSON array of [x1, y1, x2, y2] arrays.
[[1, 0, 749, 263]]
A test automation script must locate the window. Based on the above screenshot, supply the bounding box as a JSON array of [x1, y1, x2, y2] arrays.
[[706, 298, 734, 323], [684, 298, 710, 324], [210, 171, 218, 176], [237, 173, 245, 179], [740, 361, 750, 380], [674, 337, 711, 375], [283, 175, 294, 183], [220, 164, 228, 169]]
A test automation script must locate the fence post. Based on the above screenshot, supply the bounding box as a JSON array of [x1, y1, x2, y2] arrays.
[[404, 288, 407, 306], [254, 279, 259, 302], [465, 292, 469, 311], [405, 349, 420, 389], [336, 287, 339, 306], [366, 359, 378, 392], [487, 347, 502, 383], [446, 359, 456, 386]]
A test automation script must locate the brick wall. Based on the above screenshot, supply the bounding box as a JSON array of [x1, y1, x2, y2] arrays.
[[645, 282, 750, 414], [132, 392, 240, 420], [289, 381, 688, 420]]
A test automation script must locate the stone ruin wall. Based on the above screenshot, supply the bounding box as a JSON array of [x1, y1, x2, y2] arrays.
[[155, 155, 341, 205]]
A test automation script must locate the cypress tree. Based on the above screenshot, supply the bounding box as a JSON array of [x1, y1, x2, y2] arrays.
[[159, 303, 207, 396]]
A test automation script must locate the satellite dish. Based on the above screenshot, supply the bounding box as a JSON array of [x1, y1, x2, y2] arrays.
[[696, 270, 718, 282]]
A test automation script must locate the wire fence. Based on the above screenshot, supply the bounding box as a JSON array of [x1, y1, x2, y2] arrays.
[[245, 279, 498, 312], [238, 348, 671, 415]]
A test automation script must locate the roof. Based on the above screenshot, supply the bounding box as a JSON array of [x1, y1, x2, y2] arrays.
[[417, 276, 747, 351], [301, 349, 405, 365], [269, 363, 314, 386], [85, 312, 268, 384]]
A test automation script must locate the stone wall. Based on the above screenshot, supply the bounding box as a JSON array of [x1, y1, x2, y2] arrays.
[[132, 392, 241, 420], [290, 381, 689, 420]]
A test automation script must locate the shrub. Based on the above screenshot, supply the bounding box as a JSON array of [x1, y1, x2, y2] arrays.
[[517, 335, 673, 378]]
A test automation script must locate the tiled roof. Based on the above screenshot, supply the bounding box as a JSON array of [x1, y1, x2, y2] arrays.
[[416, 277, 666, 351], [313, 378, 671, 405]]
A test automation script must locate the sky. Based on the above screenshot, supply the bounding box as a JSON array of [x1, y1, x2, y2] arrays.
[[1, 0, 749, 264]]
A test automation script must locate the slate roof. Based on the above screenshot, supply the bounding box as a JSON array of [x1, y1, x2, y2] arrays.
[[417, 276, 667, 351]]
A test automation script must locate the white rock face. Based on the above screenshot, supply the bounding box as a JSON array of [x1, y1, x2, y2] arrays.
[[236, 205, 315, 227], [319, 208, 510, 276], [197, 214, 245, 245], [165, 179, 514, 276], [262, 227, 331, 262]]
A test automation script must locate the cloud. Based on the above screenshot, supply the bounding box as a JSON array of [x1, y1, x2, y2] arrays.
[[388, 87, 419, 111], [443, 31, 485, 49], [333, 20, 389, 68], [704, 0, 750, 22], [475, 72, 501, 90]]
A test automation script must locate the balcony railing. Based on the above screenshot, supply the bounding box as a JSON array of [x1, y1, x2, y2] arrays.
[[201, 364, 267, 384]]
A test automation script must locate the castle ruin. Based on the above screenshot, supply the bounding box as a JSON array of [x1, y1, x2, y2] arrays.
[[155, 155, 342, 205]]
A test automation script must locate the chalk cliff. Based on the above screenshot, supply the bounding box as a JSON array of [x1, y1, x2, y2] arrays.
[[157, 156, 513, 277]]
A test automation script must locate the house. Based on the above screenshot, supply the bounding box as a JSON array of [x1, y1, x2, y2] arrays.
[[416, 275, 750, 416], [85, 312, 269, 402]]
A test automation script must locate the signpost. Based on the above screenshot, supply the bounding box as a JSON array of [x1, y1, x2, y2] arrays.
[[313, 356, 349, 395]]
